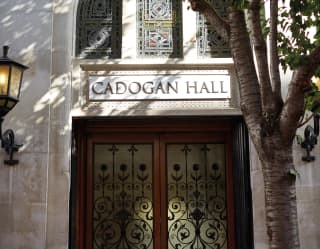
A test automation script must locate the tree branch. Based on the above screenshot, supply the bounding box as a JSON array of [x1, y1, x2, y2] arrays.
[[280, 46, 320, 144], [188, 0, 230, 41], [229, 7, 263, 146], [269, 0, 283, 103], [297, 113, 314, 128], [248, 0, 275, 114]]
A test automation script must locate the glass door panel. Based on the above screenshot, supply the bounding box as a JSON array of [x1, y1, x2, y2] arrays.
[[167, 143, 227, 249], [93, 144, 154, 249]]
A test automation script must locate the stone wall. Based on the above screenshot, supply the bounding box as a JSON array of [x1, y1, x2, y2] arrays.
[[0, 0, 53, 248], [0, 1, 320, 249]]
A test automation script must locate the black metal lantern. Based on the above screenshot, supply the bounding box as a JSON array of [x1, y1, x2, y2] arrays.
[[301, 113, 320, 162], [0, 46, 28, 165]]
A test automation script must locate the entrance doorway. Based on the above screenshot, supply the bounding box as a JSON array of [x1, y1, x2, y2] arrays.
[[71, 118, 253, 249]]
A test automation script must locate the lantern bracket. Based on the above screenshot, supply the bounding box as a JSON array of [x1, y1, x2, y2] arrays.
[[0, 118, 22, 165]]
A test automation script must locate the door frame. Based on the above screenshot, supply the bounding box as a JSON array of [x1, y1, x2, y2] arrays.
[[70, 117, 253, 249]]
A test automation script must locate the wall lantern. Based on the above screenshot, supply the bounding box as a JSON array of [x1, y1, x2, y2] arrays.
[[0, 46, 28, 165], [301, 113, 320, 162]]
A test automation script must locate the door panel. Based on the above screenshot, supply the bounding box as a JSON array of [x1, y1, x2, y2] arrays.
[[166, 143, 228, 249], [92, 144, 154, 249]]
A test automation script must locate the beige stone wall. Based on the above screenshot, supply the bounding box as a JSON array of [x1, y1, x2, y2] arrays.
[[0, 0, 320, 249], [295, 129, 320, 249], [0, 0, 53, 248]]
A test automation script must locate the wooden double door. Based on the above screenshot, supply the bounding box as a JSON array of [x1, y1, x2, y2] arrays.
[[75, 119, 235, 249]]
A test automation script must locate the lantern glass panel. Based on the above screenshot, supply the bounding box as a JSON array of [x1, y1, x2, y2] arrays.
[[0, 99, 5, 107], [0, 65, 9, 95], [10, 66, 22, 98], [7, 100, 16, 109]]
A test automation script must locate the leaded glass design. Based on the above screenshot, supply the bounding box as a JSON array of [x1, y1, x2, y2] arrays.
[[137, 0, 183, 57], [167, 144, 227, 249], [93, 144, 153, 249], [197, 0, 230, 57], [76, 0, 122, 58]]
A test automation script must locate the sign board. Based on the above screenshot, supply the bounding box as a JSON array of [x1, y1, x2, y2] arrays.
[[89, 71, 231, 101]]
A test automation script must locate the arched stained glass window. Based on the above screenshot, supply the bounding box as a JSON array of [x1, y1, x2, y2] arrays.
[[76, 0, 122, 58], [197, 0, 230, 58], [137, 0, 183, 58]]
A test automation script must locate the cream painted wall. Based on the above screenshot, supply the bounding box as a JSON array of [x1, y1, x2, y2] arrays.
[[0, 0, 319, 249]]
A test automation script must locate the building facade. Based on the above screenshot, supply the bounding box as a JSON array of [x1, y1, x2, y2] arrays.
[[0, 0, 319, 249]]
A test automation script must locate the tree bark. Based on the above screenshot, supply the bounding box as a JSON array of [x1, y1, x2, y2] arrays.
[[269, 0, 282, 101], [248, 0, 275, 115], [228, 7, 263, 147], [259, 136, 300, 249]]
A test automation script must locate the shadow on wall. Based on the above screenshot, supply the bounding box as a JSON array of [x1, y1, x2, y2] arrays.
[[0, 0, 79, 151], [0, 0, 53, 150]]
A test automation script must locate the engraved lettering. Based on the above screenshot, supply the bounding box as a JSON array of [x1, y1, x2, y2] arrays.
[[155, 82, 166, 94], [115, 81, 127, 94], [211, 81, 219, 93], [128, 82, 141, 94], [167, 81, 178, 94], [187, 81, 198, 94], [91, 81, 106, 94], [142, 81, 154, 94], [221, 81, 228, 93], [200, 81, 210, 93], [90, 73, 231, 100], [105, 82, 113, 94]]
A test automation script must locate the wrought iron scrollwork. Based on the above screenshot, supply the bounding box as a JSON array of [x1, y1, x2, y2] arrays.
[[93, 142, 227, 249], [167, 144, 227, 249], [93, 144, 153, 249], [76, 0, 122, 58]]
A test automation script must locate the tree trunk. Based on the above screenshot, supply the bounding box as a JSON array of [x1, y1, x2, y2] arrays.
[[259, 138, 300, 249], [187, 3, 303, 248]]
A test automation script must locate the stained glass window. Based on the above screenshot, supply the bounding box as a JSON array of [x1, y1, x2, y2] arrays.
[[76, 0, 122, 58], [137, 0, 183, 58], [197, 0, 231, 58]]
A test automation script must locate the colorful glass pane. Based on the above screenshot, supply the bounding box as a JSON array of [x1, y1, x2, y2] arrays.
[[137, 0, 183, 57], [76, 0, 122, 58], [197, 0, 231, 58]]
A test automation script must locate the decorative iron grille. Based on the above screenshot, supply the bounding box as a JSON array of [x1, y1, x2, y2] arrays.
[[76, 0, 122, 58], [167, 144, 228, 249], [137, 0, 183, 57], [93, 144, 154, 249], [197, 0, 231, 58], [92, 142, 227, 249]]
